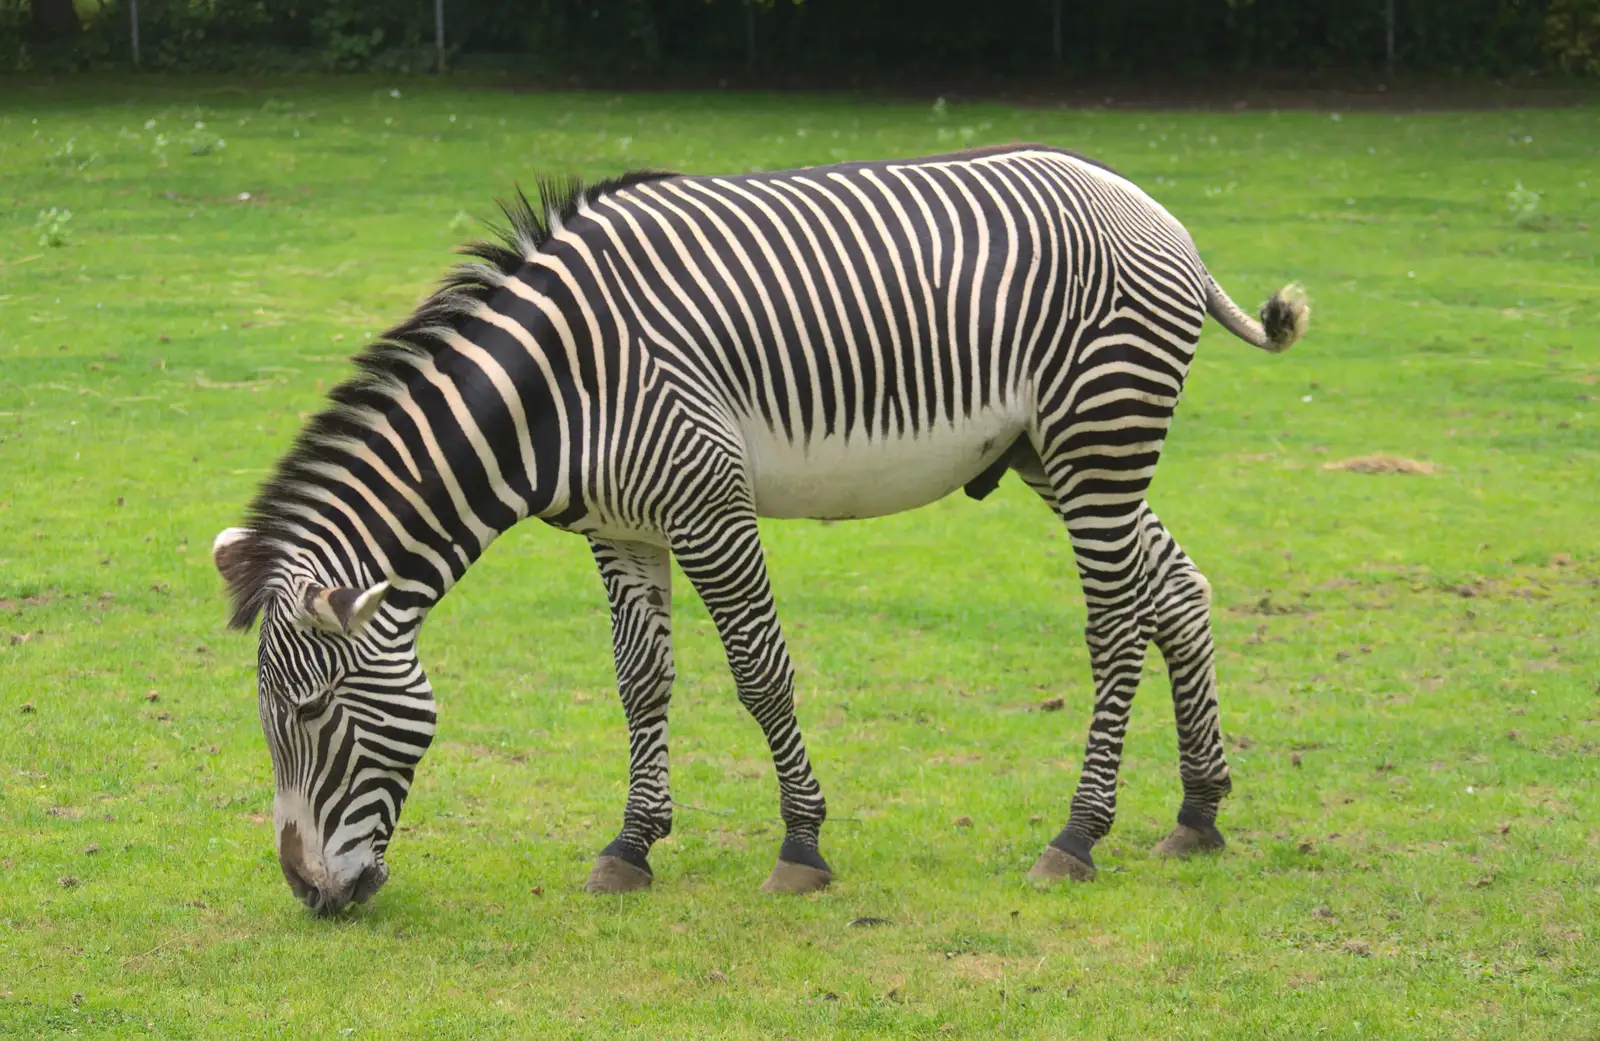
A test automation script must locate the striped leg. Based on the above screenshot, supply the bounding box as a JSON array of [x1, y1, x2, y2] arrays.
[[1140, 509, 1232, 857], [1021, 384, 1171, 882], [1039, 520, 1156, 881], [1016, 461, 1160, 879], [585, 537, 677, 893], [670, 512, 832, 894]]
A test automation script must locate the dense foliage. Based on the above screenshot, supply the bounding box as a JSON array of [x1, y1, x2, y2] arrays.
[[4, 0, 1599, 78]]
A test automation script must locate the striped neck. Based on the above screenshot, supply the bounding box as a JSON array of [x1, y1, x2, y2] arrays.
[[223, 177, 671, 635], [281, 282, 590, 617]]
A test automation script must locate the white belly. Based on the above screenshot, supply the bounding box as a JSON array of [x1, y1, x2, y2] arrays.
[[743, 408, 1029, 520]]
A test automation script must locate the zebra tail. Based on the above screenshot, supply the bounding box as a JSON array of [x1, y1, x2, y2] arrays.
[[1204, 276, 1309, 353]]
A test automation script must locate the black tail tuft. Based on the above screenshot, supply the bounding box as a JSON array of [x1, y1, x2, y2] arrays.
[[1259, 284, 1310, 352]]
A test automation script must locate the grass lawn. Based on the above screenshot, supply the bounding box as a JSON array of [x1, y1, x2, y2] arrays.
[[1, 77, 1597, 1038]]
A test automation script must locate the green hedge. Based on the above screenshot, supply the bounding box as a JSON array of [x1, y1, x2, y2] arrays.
[[4, 0, 1598, 78]]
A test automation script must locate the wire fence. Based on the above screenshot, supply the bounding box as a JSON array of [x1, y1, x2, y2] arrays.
[[7, 0, 1594, 80]]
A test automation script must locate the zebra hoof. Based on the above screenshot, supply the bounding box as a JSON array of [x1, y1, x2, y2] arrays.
[[761, 859, 833, 894], [584, 854, 653, 893], [1028, 845, 1096, 883], [1153, 823, 1226, 859]]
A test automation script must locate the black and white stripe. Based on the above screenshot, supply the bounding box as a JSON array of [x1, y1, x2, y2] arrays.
[[217, 144, 1306, 907]]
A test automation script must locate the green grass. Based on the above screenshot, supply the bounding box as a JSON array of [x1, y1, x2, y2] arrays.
[[2, 77, 1598, 1038]]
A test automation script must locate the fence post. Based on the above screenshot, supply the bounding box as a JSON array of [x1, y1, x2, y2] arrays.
[[1385, 0, 1395, 78], [1053, 0, 1062, 69], [435, 0, 446, 72], [130, 0, 139, 69], [745, 2, 757, 73]]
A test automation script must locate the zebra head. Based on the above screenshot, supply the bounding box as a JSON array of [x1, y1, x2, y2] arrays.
[[213, 527, 437, 915]]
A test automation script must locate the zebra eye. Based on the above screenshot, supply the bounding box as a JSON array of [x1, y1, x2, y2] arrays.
[[294, 684, 337, 721]]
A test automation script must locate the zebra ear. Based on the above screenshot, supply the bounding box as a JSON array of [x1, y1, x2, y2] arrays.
[[302, 581, 391, 637]]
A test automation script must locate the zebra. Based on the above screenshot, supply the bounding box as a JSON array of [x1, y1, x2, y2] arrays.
[[212, 144, 1307, 913]]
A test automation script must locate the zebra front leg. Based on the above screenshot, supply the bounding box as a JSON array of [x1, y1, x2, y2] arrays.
[[670, 513, 832, 894], [1138, 508, 1232, 859], [585, 537, 676, 894]]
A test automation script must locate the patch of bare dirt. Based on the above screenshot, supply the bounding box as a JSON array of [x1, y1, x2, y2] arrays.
[[446, 742, 531, 764], [1323, 455, 1437, 475], [1231, 592, 1316, 616], [0, 590, 60, 612], [942, 952, 1022, 982]]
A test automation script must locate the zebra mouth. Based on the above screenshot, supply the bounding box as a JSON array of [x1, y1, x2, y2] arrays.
[[350, 861, 389, 905], [296, 862, 389, 916]]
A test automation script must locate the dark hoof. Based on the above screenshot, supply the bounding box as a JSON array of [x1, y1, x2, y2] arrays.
[[1153, 823, 1226, 859], [1028, 845, 1096, 883], [584, 854, 653, 893], [761, 859, 832, 894]]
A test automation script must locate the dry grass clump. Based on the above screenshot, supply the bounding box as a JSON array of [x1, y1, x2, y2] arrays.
[[1322, 455, 1437, 475]]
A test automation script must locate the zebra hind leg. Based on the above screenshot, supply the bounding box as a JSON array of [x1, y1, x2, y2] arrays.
[[1138, 508, 1232, 859], [671, 512, 833, 894], [585, 538, 676, 894], [1011, 439, 1160, 883]]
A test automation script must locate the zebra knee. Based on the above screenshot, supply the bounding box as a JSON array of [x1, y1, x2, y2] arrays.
[[1156, 548, 1209, 603], [1153, 560, 1212, 636], [1137, 514, 1210, 614]]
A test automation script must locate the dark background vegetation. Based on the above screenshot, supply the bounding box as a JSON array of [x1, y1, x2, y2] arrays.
[[4, 0, 1600, 81]]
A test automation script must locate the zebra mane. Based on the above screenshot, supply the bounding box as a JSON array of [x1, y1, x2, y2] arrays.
[[221, 169, 677, 630]]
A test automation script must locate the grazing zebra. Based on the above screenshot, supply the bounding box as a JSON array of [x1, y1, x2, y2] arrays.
[[213, 144, 1307, 914]]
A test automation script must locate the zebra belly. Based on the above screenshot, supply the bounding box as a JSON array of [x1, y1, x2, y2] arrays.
[[743, 408, 1029, 520]]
